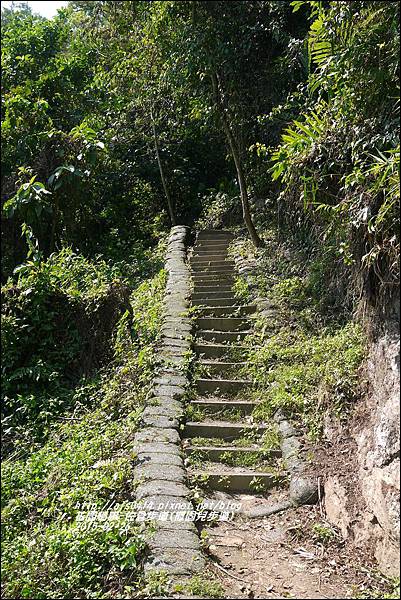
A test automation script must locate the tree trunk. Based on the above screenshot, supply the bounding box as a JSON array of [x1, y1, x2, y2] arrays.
[[211, 72, 263, 248], [150, 108, 176, 226], [50, 197, 59, 253]]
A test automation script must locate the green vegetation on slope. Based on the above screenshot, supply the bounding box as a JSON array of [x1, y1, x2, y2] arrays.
[[2, 267, 166, 598], [230, 228, 366, 440]]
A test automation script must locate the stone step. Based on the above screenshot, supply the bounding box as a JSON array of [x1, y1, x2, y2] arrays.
[[198, 360, 247, 375], [192, 285, 233, 294], [190, 258, 234, 266], [183, 420, 269, 440], [192, 297, 239, 306], [192, 267, 236, 275], [192, 275, 234, 283], [198, 305, 256, 317], [192, 251, 229, 259], [192, 272, 234, 280], [184, 445, 282, 461], [191, 258, 234, 265], [190, 468, 279, 492], [197, 228, 234, 238], [194, 235, 230, 241], [194, 343, 248, 359], [196, 378, 252, 395], [191, 254, 230, 261], [196, 330, 251, 343], [195, 235, 232, 241], [195, 241, 232, 249], [196, 317, 249, 331], [191, 397, 257, 415]]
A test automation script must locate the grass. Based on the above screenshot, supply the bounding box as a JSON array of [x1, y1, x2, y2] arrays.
[[311, 522, 339, 545]]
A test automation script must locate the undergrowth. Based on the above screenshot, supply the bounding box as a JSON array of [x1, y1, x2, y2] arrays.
[[230, 227, 366, 440], [1, 260, 167, 598]]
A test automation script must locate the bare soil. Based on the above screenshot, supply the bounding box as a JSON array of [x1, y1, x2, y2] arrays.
[[199, 489, 379, 599]]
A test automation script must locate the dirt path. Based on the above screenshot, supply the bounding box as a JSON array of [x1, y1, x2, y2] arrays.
[[201, 490, 375, 599]]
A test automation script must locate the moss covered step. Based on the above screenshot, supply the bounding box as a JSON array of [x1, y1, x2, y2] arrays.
[[190, 258, 234, 266], [192, 292, 240, 306], [192, 277, 236, 285], [192, 273, 234, 282], [184, 445, 282, 461], [193, 343, 248, 359], [195, 317, 250, 331], [191, 268, 236, 276], [196, 378, 252, 395], [191, 254, 231, 262], [191, 250, 230, 258], [191, 397, 257, 415], [195, 238, 232, 245], [189, 465, 280, 492], [196, 330, 251, 343], [192, 286, 234, 294], [196, 229, 233, 236], [191, 264, 235, 272], [197, 360, 247, 375], [183, 420, 269, 440], [192, 284, 232, 299], [198, 305, 256, 317]]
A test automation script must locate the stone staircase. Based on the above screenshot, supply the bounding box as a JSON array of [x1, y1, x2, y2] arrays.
[[182, 229, 283, 494]]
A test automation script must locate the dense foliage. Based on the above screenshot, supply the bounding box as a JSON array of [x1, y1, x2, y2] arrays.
[[1, 0, 399, 597]]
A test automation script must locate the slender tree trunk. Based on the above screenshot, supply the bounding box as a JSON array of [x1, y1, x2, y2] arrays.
[[150, 108, 176, 226], [211, 72, 263, 248], [50, 197, 59, 253]]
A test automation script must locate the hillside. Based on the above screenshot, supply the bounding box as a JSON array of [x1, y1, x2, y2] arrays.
[[1, 1, 399, 598]]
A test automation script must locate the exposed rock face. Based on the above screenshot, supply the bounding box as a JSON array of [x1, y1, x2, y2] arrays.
[[324, 476, 352, 540], [324, 335, 400, 576], [356, 335, 400, 575]]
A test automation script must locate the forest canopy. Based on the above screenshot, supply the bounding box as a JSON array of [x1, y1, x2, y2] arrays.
[[2, 1, 399, 300]]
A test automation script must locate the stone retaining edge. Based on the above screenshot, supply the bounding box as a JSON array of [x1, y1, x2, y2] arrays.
[[133, 225, 205, 576]]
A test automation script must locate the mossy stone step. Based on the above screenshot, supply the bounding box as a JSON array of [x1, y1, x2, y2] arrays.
[[194, 242, 232, 249], [196, 330, 251, 343], [192, 274, 234, 283], [196, 316, 249, 331], [192, 287, 234, 296], [192, 268, 235, 276], [184, 445, 282, 461], [191, 254, 230, 261], [183, 421, 268, 440], [191, 268, 236, 275], [189, 254, 231, 266], [190, 468, 279, 492], [197, 228, 233, 233], [196, 377, 252, 395], [191, 397, 257, 415], [197, 360, 247, 375], [198, 305, 256, 317], [192, 251, 230, 259], [193, 343, 248, 359], [191, 269, 234, 281], [190, 259, 234, 267], [192, 296, 237, 305]]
